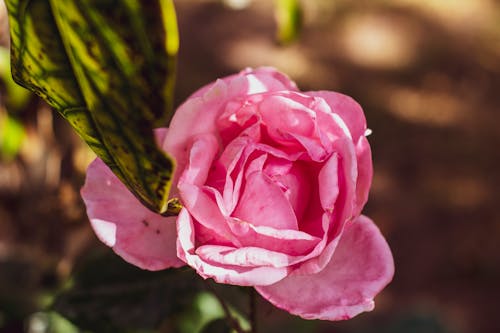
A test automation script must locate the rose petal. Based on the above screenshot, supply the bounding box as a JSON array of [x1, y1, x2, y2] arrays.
[[233, 171, 298, 230], [306, 91, 367, 142], [327, 137, 357, 224], [246, 67, 299, 92], [259, 94, 317, 142], [293, 138, 358, 274], [179, 134, 219, 186], [289, 133, 328, 162], [162, 80, 229, 189], [81, 158, 183, 270], [177, 209, 288, 286], [227, 218, 320, 256], [162, 97, 218, 187], [153, 128, 168, 145], [165, 67, 299, 180], [218, 137, 254, 213], [196, 245, 293, 268], [193, 67, 299, 99], [256, 215, 394, 321], [353, 136, 373, 217], [178, 183, 237, 245], [316, 111, 353, 150], [318, 153, 339, 212], [291, 212, 333, 274], [167, 72, 365, 192], [263, 157, 310, 220], [217, 102, 261, 145]]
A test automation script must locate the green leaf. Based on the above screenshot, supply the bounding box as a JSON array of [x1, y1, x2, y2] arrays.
[[199, 318, 233, 333], [5, 0, 179, 214], [176, 292, 226, 333], [180, 283, 250, 333], [275, 0, 302, 44]]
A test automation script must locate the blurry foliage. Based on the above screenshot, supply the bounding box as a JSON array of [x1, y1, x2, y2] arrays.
[[51, 252, 249, 333], [0, 47, 31, 110], [0, 46, 29, 161], [221, 0, 303, 44], [26, 312, 82, 333], [0, 110, 24, 161], [274, 0, 302, 44], [53, 252, 201, 332], [175, 292, 227, 333], [199, 318, 233, 333]]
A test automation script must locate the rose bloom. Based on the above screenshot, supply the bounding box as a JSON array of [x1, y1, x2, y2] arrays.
[[82, 67, 394, 321]]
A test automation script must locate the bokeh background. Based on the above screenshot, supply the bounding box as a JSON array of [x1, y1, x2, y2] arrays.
[[1, 0, 499, 332]]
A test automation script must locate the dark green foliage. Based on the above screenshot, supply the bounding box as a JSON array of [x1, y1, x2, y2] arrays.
[[200, 318, 233, 333], [53, 252, 204, 332]]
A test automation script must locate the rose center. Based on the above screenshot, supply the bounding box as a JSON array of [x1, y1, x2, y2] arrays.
[[262, 158, 311, 222]]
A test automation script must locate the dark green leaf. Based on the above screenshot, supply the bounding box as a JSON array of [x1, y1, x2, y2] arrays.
[[200, 318, 233, 333], [5, 0, 179, 214]]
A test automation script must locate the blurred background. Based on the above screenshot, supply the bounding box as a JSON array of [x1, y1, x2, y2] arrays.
[[1, 0, 499, 332]]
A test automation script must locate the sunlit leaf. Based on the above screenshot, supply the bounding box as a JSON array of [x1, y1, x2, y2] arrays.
[[5, 0, 179, 214], [275, 0, 302, 44]]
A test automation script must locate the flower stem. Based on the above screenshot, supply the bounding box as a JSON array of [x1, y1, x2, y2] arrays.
[[249, 288, 257, 333], [204, 280, 246, 333]]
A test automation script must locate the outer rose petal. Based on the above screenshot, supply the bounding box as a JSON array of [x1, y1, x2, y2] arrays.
[[81, 158, 184, 271], [353, 136, 373, 217], [191, 67, 298, 99], [256, 215, 394, 321], [177, 208, 288, 286], [163, 67, 300, 186], [306, 91, 367, 142]]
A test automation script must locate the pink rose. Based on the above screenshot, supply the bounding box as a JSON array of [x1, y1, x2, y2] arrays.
[[81, 67, 394, 321]]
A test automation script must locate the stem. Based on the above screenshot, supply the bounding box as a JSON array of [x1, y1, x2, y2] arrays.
[[204, 280, 246, 333], [161, 197, 182, 216], [249, 288, 257, 333]]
